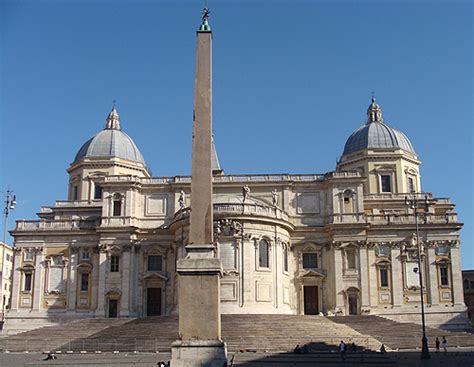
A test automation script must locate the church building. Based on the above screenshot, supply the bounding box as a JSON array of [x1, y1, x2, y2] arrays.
[[5, 14, 467, 335]]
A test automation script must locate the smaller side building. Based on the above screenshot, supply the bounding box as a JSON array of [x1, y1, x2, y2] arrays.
[[0, 241, 13, 320], [462, 270, 474, 326]]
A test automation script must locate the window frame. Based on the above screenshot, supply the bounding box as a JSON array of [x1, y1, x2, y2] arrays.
[[283, 246, 289, 273], [439, 264, 450, 287], [257, 239, 270, 269], [80, 272, 89, 292], [302, 252, 318, 269], [23, 272, 33, 292], [110, 255, 120, 272], [147, 255, 163, 272], [379, 266, 390, 288], [380, 175, 392, 193]]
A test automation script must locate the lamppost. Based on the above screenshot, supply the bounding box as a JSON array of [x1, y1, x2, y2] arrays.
[[2, 190, 16, 322], [3, 189, 16, 243], [405, 194, 430, 360]]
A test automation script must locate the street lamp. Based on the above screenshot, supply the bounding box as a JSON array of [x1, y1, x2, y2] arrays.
[[2, 189, 16, 322], [3, 190, 16, 243], [405, 194, 430, 360]]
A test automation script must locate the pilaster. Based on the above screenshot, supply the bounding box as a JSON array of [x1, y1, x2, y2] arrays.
[[32, 248, 44, 311], [391, 251, 403, 307], [427, 247, 439, 306], [96, 247, 107, 315], [359, 245, 370, 308], [67, 249, 78, 311], [368, 248, 378, 307], [120, 246, 131, 316], [9, 250, 22, 311], [450, 246, 464, 305]]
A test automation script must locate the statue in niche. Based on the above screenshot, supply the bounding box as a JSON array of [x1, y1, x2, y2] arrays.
[[271, 189, 278, 207], [178, 190, 186, 210], [242, 185, 250, 202]]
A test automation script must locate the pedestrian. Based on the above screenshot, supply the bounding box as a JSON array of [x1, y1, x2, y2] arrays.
[[339, 340, 347, 361], [43, 351, 57, 361], [351, 342, 357, 353], [435, 337, 440, 352], [380, 344, 386, 354], [294, 344, 302, 354], [442, 336, 447, 352]]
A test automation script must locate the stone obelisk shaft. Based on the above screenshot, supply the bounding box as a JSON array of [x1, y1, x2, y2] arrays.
[[189, 29, 213, 246]]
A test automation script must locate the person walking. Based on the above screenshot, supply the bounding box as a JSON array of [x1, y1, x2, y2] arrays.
[[339, 340, 347, 361], [435, 337, 440, 352], [442, 336, 447, 352]]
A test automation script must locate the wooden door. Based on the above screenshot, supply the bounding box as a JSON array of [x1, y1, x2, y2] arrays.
[[303, 286, 319, 315], [147, 288, 162, 316], [348, 294, 358, 315], [108, 299, 118, 318]]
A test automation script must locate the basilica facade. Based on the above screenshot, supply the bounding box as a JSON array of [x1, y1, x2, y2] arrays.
[[4, 95, 467, 334]]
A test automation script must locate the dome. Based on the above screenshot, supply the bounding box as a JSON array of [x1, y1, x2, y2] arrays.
[[73, 105, 146, 165], [342, 97, 415, 156]]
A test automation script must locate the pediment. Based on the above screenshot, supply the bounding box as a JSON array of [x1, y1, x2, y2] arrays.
[[299, 269, 326, 278], [143, 272, 168, 281]]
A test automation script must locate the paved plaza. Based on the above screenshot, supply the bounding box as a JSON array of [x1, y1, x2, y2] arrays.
[[1, 350, 474, 367]]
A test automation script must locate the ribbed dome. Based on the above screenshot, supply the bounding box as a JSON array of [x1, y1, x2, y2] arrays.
[[74, 129, 146, 163], [342, 97, 415, 156], [73, 105, 146, 165]]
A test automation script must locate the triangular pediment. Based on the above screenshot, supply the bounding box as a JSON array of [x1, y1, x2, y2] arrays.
[[299, 269, 326, 278], [143, 272, 168, 281]]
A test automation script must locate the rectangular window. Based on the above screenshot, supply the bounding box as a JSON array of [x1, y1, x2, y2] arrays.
[[110, 255, 119, 272], [346, 250, 356, 269], [147, 255, 163, 271], [73, 185, 79, 200], [80, 273, 89, 292], [381, 175, 392, 193], [302, 253, 318, 269], [81, 250, 90, 260], [6, 254, 10, 261], [113, 200, 122, 216], [408, 177, 415, 193], [258, 240, 269, 268], [94, 184, 103, 199], [24, 273, 32, 291], [283, 247, 289, 272], [380, 268, 389, 287], [440, 266, 449, 286]]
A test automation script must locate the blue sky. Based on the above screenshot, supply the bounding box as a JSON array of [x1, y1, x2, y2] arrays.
[[1, 0, 472, 268]]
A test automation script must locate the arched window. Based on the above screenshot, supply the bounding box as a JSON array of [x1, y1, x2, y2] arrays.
[[258, 239, 269, 268]]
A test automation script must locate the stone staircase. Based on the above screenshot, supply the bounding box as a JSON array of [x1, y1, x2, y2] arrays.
[[330, 315, 474, 350], [0, 318, 130, 352], [0, 315, 379, 353]]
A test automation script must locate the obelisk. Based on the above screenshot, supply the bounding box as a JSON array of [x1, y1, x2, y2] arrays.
[[170, 8, 227, 367]]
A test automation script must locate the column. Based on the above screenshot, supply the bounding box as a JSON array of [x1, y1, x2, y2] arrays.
[[391, 250, 403, 307], [427, 247, 439, 306], [120, 247, 130, 316], [96, 248, 107, 315], [359, 245, 370, 308], [9, 250, 22, 312], [32, 248, 44, 311], [67, 249, 78, 311]]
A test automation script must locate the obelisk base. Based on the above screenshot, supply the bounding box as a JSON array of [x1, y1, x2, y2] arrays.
[[171, 247, 227, 367], [171, 340, 227, 367]]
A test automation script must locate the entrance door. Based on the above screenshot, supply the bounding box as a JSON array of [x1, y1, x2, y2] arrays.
[[348, 293, 358, 315], [147, 288, 162, 316], [303, 286, 319, 315], [108, 299, 118, 318]]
